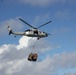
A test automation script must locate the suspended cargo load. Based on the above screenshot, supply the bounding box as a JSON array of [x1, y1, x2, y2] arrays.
[[32, 53, 38, 61], [28, 53, 38, 62], [28, 53, 33, 61]]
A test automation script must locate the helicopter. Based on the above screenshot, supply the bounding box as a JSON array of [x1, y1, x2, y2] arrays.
[[7, 18, 52, 40]]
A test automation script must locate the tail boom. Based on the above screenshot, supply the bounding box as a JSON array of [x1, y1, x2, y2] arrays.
[[7, 26, 25, 36]]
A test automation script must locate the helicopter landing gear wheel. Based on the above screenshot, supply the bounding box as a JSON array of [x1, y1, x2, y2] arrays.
[[37, 38, 39, 40], [37, 37, 40, 40]]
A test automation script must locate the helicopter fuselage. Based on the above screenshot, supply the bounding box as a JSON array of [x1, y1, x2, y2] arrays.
[[24, 29, 48, 38], [7, 26, 48, 40]]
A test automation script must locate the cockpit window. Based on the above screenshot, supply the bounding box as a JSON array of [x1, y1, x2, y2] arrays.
[[34, 30, 38, 34]]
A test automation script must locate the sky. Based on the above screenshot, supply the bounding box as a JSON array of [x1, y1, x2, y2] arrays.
[[0, 0, 76, 75]]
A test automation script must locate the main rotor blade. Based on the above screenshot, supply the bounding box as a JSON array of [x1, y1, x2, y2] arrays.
[[37, 20, 52, 29], [37, 21, 52, 28], [46, 33, 51, 35], [19, 18, 36, 29]]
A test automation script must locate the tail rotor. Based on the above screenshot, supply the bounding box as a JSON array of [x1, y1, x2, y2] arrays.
[[7, 26, 13, 35]]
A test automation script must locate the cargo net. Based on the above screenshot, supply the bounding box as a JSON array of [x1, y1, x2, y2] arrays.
[[28, 52, 38, 62], [27, 40, 38, 62]]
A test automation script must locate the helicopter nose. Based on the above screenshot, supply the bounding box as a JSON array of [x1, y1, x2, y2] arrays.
[[46, 33, 48, 36]]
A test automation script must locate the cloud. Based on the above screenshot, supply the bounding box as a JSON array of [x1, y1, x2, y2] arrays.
[[0, 18, 24, 37], [16, 36, 32, 49], [2, 0, 76, 8], [17, 0, 67, 7], [4, 0, 76, 7], [16, 36, 53, 53], [19, 0, 76, 6], [0, 35, 76, 75], [0, 35, 53, 75]]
